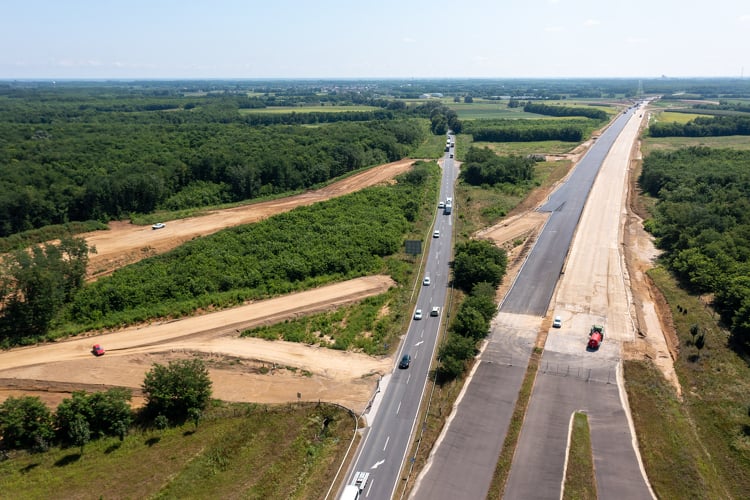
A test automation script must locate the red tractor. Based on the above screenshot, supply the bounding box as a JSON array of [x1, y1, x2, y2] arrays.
[[588, 325, 604, 349]]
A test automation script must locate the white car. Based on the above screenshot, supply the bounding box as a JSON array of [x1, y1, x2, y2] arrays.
[[553, 316, 562, 328], [433, 230, 440, 238], [423, 277, 431, 286], [438, 201, 445, 209], [152, 222, 166, 230], [414, 309, 423, 320], [430, 306, 440, 317]]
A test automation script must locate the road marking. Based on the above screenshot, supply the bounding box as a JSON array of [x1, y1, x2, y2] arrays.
[[407, 374, 411, 384], [371, 459, 385, 469], [396, 401, 401, 414], [415, 340, 424, 346], [383, 436, 390, 451], [366, 479, 373, 497]]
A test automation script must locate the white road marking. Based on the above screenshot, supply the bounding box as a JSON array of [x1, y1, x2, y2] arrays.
[[383, 435, 390, 451]]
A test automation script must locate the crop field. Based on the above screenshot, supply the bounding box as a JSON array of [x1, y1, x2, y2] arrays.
[[642, 134, 750, 154], [473, 140, 579, 156], [653, 111, 702, 123]]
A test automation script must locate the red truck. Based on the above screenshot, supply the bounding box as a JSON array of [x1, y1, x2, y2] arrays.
[[588, 325, 604, 349]]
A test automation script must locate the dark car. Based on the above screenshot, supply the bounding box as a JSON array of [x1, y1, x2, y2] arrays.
[[92, 344, 105, 356], [398, 354, 412, 369]]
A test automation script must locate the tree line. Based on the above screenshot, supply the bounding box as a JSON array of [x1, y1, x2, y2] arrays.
[[437, 240, 507, 380], [466, 119, 586, 142], [639, 146, 750, 346], [460, 146, 537, 187], [648, 114, 750, 138], [523, 102, 609, 120], [0, 359, 212, 453]]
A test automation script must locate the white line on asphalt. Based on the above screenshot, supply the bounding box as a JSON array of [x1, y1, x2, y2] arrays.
[[384, 435, 390, 451], [396, 401, 401, 415]]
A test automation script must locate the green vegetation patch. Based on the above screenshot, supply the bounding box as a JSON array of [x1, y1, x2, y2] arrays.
[[0, 402, 355, 500], [563, 412, 597, 500], [243, 290, 402, 354], [54, 162, 438, 340], [644, 266, 750, 497]]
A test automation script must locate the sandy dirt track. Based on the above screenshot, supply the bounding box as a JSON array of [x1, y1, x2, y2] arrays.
[[0, 276, 395, 410], [84, 159, 416, 279]]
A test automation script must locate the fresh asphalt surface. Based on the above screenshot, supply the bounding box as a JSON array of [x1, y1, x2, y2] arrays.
[[342, 138, 459, 499], [412, 111, 649, 500]]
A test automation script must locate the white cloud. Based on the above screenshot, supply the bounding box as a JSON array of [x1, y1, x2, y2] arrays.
[[626, 37, 648, 45], [583, 19, 600, 27]]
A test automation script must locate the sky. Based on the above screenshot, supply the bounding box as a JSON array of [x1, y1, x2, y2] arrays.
[[1, 0, 749, 80]]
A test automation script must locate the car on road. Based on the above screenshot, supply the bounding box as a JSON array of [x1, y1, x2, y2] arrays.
[[414, 309, 423, 320], [423, 277, 431, 286], [398, 354, 412, 369], [92, 344, 105, 356], [449, 153, 454, 158], [438, 201, 445, 209], [433, 230, 440, 238], [152, 222, 166, 230], [553, 316, 562, 328], [430, 306, 440, 317]]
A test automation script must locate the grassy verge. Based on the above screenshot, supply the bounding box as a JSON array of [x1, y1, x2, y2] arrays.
[[0, 401, 356, 499], [637, 266, 750, 498], [563, 412, 597, 500], [486, 347, 541, 499]]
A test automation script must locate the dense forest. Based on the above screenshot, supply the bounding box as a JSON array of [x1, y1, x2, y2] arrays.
[[648, 114, 750, 137], [0, 92, 426, 236], [639, 147, 750, 345], [464, 118, 592, 143]]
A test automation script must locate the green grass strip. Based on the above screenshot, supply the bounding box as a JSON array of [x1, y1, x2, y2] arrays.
[[563, 412, 597, 499]]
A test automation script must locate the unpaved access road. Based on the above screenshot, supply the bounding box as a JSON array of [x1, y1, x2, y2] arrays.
[[0, 276, 395, 411], [84, 159, 416, 279]]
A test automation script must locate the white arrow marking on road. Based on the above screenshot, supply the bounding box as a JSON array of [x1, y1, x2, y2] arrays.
[[371, 459, 385, 469], [415, 340, 424, 347]]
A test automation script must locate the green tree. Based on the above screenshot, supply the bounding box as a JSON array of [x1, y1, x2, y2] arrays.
[[0, 237, 92, 344], [0, 396, 55, 451], [453, 240, 507, 292], [142, 359, 213, 424], [69, 414, 91, 454]]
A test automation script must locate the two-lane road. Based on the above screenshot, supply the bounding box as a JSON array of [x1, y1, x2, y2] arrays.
[[342, 138, 460, 499]]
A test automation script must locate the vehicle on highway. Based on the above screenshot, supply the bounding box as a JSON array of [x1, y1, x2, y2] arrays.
[[588, 325, 604, 349], [414, 309, 423, 320], [152, 222, 166, 230], [433, 229, 440, 238], [438, 201, 445, 209], [423, 277, 431, 286], [553, 316, 562, 328], [449, 153, 454, 158], [399, 354, 412, 369], [92, 344, 105, 356], [430, 306, 440, 317]]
